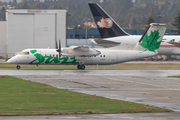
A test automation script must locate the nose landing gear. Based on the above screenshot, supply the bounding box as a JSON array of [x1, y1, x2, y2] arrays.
[[16, 65, 21, 69], [77, 64, 85, 70]]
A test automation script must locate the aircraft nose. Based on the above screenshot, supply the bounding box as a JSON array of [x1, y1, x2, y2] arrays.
[[7, 56, 18, 64], [7, 59, 11, 63]]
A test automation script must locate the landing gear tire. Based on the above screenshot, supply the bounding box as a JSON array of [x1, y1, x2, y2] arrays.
[[81, 65, 85, 70], [77, 64, 81, 69], [16, 65, 21, 69], [77, 64, 85, 70]]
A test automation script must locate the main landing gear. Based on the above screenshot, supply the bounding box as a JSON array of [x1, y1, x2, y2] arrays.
[[16, 65, 21, 69], [77, 64, 85, 70]]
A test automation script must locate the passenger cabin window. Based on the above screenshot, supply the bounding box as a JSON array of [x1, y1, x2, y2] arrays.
[[56, 55, 58, 57], [104, 55, 105, 57], [22, 51, 29, 55]]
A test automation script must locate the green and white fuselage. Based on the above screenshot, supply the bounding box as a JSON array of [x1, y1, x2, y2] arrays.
[[7, 23, 167, 70], [7, 48, 157, 65]]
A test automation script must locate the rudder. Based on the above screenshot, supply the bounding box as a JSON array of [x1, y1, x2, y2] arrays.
[[88, 3, 129, 38], [134, 23, 166, 53]]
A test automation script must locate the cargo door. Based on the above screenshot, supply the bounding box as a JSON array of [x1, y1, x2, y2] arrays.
[[109, 52, 117, 63]]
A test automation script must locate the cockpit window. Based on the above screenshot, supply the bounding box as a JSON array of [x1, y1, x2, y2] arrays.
[[21, 51, 29, 55]]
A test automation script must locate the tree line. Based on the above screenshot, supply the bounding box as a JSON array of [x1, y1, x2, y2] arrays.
[[1, 0, 180, 34]]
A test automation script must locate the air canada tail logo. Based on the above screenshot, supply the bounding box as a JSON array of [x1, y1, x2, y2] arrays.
[[97, 18, 113, 28]]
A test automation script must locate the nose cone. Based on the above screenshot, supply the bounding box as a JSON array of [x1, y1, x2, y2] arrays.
[[7, 56, 18, 64], [7, 59, 11, 63]]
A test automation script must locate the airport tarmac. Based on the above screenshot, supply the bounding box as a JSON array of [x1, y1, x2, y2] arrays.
[[1, 69, 180, 120]]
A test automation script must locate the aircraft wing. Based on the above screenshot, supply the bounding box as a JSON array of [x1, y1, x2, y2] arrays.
[[73, 45, 89, 51], [168, 41, 180, 47], [91, 39, 120, 48], [62, 46, 101, 57]]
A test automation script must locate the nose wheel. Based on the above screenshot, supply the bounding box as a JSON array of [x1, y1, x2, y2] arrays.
[[77, 64, 85, 70], [16, 65, 21, 69]]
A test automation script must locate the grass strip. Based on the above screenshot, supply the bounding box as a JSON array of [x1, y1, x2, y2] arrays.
[[0, 76, 172, 115], [1, 63, 180, 70], [168, 76, 180, 78]]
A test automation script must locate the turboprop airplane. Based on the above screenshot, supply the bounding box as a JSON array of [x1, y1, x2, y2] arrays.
[[7, 23, 166, 70], [89, 3, 180, 55]]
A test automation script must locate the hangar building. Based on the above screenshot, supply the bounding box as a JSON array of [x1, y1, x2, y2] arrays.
[[0, 21, 7, 59], [0, 9, 66, 58]]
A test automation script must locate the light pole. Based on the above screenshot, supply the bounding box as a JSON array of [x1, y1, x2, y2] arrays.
[[157, 15, 164, 23], [66, 13, 71, 46], [83, 18, 90, 45]]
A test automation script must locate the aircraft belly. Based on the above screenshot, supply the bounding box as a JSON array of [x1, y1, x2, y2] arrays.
[[39, 63, 78, 65], [117, 51, 157, 63], [84, 56, 109, 65]]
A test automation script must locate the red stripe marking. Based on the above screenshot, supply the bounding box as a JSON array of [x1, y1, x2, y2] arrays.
[[160, 46, 180, 48]]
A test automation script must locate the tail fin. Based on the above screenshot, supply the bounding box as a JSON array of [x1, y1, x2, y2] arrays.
[[88, 3, 129, 38], [134, 23, 166, 53]]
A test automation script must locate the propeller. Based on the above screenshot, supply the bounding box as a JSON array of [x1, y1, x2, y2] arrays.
[[56, 39, 61, 60]]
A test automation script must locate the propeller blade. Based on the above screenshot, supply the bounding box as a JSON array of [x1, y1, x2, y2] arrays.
[[59, 40, 61, 59], [59, 40, 61, 53], [56, 39, 61, 60]]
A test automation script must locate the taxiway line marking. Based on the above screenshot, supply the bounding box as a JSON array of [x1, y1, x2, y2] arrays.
[[104, 77, 180, 91]]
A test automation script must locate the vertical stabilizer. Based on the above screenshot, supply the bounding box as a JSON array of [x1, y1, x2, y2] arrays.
[[88, 3, 129, 38], [134, 23, 166, 53]]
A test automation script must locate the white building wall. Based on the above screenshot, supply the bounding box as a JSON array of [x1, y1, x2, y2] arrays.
[[7, 9, 66, 58], [56, 10, 67, 47], [7, 12, 34, 56], [34, 13, 55, 48], [0, 21, 7, 59]]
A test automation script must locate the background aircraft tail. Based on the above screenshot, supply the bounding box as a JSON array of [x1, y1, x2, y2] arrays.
[[88, 3, 129, 38], [134, 23, 166, 53]]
